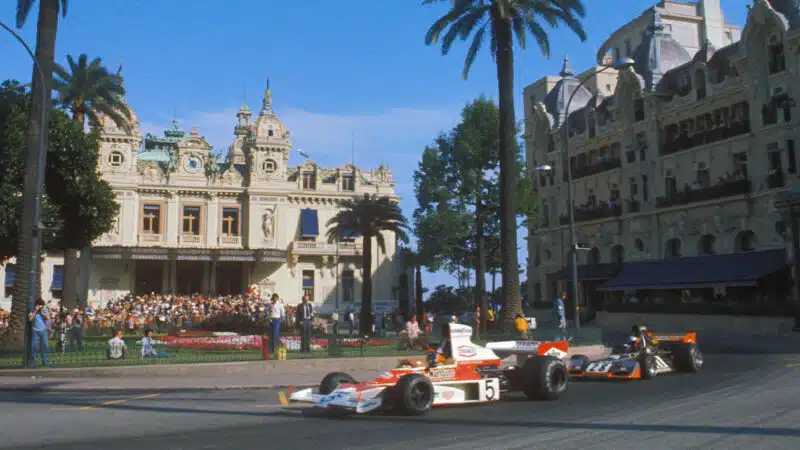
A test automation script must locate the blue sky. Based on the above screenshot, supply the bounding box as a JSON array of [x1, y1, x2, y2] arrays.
[[1, 0, 751, 294]]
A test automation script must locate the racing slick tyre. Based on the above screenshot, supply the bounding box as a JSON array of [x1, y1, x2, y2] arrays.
[[522, 356, 568, 401], [638, 353, 657, 380], [674, 343, 703, 373], [319, 372, 357, 395], [395, 374, 434, 415]]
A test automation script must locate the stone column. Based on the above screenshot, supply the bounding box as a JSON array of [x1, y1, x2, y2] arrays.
[[210, 260, 218, 295], [129, 260, 137, 295], [161, 260, 170, 293], [202, 261, 211, 294], [241, 261, 251, 293], [169, 258, 178, 294]]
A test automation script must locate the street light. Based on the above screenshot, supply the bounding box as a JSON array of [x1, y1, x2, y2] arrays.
[[1, 20, 50, 368], [562, 57, 635, 331]]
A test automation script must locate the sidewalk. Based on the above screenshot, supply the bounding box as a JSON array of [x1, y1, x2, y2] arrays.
[[0, 345, 607, 393]]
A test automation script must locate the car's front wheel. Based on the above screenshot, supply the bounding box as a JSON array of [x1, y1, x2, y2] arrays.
[[395, 374, 434, 415], [319, 372, 356, 395]]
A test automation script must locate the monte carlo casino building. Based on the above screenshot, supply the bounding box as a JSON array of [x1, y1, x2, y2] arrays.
[[525, 0, 800, 308], [1, 84, 403, 311]]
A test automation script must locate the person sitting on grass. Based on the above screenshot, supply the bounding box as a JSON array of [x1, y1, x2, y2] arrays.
[[106, 329, 127, 360], [141, 328, 159, 358]]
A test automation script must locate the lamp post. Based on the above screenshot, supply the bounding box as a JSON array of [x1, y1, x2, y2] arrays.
[[526, 164, 553, 307], [1, 21, 50, 368], [562, 57, 635, 331]]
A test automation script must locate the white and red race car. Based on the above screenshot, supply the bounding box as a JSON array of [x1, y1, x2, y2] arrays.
[[289, 323, 571, 415]]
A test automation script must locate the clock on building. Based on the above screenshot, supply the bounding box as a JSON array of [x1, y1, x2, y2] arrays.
[[184, 155, 202, 173]]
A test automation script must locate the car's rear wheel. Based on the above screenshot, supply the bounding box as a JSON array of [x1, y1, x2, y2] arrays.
[[395, 374, 434, 415], [674, 343, 703, 373], [522, 356, 568, 400], [319, 372, 356, 395]]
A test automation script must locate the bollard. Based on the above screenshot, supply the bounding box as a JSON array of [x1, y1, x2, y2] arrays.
[[278, 345, 287, 360]]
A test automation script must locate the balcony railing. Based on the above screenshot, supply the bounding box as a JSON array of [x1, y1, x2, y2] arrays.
[[564, 158, 622, 181], [660, 120, 751, 156], [766, 172, 785, 189], [290, 240, 362, 255], [218, 235, 242, 247], [139, 233, 162, 244], [180, 234, 204, 246], [559, 203, 622, 225], [655, 179, 752, 208]]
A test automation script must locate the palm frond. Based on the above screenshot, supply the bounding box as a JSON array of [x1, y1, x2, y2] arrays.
[[462, 22, 488, 80], [16, 0, 70, 28]]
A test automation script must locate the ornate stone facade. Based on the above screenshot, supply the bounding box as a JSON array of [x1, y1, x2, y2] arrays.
[[524, 1, 796, 302], [2, 82, 403, 312]]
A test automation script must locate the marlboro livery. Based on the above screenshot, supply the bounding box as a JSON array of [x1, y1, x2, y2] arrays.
[[569, 325, 703, 380], [289, 323, 571, 415]]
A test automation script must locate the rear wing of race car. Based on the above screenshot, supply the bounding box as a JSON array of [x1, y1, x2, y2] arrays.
[[648, 331, 697, 344], [485, 340, 570, 359]]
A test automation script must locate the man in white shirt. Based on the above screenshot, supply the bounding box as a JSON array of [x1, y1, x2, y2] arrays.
[[268, 293, 285, 357], [107, 330, 127, 360]]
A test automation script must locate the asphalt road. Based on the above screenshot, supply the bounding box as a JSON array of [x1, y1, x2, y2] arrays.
[[1, 351, 799, 449]]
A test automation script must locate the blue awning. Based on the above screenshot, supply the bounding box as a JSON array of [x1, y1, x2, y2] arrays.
[[547, 263, 621, 281], [4, 265, 16, 288], [300, 209, 320, 238], [341, 212, 361, 239], [51, 266, 64, 291], [598, 249, 788, 292]]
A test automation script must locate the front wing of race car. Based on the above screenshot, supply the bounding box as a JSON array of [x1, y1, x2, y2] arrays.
[[290, 385, 386, 413]]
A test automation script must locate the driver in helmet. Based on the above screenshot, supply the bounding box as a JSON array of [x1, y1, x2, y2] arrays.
[[624, 325, 650, 352], [436, 322, 453, 360]]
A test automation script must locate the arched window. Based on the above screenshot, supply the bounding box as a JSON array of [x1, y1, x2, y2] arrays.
[[588, 247, 601, 265], [634, 98, 645, 122], [735, 230, 756, 252], [611, 245, 625, 265], [768, 35, 786, 74], [665, 238, 682, 258], [695, 69, 706, 100], [698, 234, 716, 255]]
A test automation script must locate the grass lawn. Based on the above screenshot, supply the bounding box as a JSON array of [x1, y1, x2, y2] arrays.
[[0, 327, 601, 370]]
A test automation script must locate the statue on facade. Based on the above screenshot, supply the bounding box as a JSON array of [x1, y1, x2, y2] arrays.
[[262, 208, 275, 238]]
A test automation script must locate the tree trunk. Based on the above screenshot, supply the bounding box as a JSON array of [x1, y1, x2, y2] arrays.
[[398, 272, 409, 319], [359, 234, 373, 336], [415, 264, 423, 325], [61, 249, 79, 310], [491, 8, 521, 330], [475, 201, 487, 334], [60, 111, 86, 311], [4, 0, 60, 350]]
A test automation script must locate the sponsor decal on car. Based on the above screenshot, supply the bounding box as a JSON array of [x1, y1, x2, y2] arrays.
[[428, 368, 455, 379], [543, 347, 568, 359], [457, 345, 477, 358]]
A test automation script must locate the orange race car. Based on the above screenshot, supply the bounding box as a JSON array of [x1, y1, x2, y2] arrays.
[[289, 322, 571, 415], [568, 325, 703, 380]]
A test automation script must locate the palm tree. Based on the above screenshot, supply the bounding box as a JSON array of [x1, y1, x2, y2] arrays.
[[53, 54, 132, 130], [4, 0, 69, 349], [424, 0, 586, 327], [52, 53, 131, 309], [326, 194, 409, 336]]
